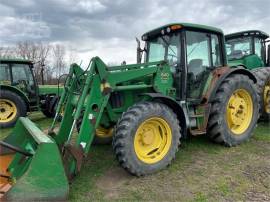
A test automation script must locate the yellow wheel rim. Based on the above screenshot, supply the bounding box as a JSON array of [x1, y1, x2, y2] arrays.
[[96, 127, 113, 138], [263, 81, 270, 114], [134, 117, 172, 164], [0, 99, 17, 123], [226, 89, 253, 135]]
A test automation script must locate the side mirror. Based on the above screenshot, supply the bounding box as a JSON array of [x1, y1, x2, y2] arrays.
[[136, 37, 143, 64]]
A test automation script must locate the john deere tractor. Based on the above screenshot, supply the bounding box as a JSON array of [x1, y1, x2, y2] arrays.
[[0, 58, 61, 128], [225, 30, 270, 120], [0, 23, 259, 201]]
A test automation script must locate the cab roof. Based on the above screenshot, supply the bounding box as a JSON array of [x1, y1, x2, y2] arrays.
[[0, 57, 33, 64], [142, 23, 223, 40], [225, 30, 269, 40]]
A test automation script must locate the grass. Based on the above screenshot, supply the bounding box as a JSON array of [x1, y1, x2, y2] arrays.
[[0, 112, 269, 201]]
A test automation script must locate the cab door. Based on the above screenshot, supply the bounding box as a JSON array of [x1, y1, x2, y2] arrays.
[[11, 63, 39, 105], [185, 31, 222, 102]]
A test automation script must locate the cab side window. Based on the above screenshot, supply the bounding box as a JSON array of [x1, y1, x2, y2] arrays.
[[211, 34, 222, 67], [0, 64, 10, 81], [254, 37, 263, 59], [11, 64, 34, 85], [186, 31, 210, 77]]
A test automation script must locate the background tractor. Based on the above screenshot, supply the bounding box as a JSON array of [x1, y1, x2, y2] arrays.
[[225, 30, 270, 120], [0, 23, 259, 201], [0, 58, 62, 128]]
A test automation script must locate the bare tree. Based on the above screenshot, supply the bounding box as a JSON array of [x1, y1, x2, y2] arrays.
[[52, 44, 67, 79], [37, 43, 51, 84], [68, 49, 78, 65], [16, 41, 39, 61], [2, 41, 69, 85], [0, 46, 15, 57], [15, 41, 51, 84]]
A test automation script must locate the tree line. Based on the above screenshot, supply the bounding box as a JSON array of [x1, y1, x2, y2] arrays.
[[0, 41, 77, 85]]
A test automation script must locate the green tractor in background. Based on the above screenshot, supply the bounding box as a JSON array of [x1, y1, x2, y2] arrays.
[[0, 23, 260, 201], [0, 58, 62, 128], [225, 30, 270, 120]]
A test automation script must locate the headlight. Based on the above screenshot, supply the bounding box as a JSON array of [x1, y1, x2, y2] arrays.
[[161, 29, 165, 35]]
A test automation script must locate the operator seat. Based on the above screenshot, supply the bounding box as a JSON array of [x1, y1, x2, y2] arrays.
[[188, 59, 203, 76], [229, 50, 243, 59], [187, 59, 203, 99]]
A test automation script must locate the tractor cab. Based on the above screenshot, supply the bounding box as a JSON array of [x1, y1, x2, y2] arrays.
[[225, 30, 270, 69], [139, 23, 227, 101], [0, 58, 39, 105]]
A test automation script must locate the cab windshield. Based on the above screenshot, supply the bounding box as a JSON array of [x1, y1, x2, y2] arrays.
[[147, 33, 181, 72], [226, 37, 252, 60]]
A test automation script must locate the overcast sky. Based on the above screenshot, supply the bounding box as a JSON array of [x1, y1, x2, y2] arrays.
[[0, 0, 269, 65]]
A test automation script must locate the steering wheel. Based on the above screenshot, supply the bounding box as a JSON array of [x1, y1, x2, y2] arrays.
[[242, 49, 249, 55], [16, 80, 34, 94]]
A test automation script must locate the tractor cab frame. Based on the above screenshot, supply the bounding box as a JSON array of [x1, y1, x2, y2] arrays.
[[0, 59, 39, 108], [139, 23, 227, 103], [225, 30, 270, 69]]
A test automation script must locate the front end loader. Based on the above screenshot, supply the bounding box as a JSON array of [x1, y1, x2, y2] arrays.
[[0, 23, 259, 201], [0, 118, 68, 201]]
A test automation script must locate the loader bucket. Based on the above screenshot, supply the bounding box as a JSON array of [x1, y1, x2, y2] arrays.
[[0, 117, 68, 201]]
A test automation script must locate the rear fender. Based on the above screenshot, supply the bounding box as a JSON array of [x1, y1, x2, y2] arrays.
[[208, 67, 257, 103]]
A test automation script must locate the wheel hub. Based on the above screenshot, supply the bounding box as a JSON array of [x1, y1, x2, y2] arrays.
[[226, 89, 253, 135], [141, 129, 155, 145], [228, 97, 247, 126], [264, 82, 270, 114], [134, 117, 172, 164], [0, 99, 17, 123]]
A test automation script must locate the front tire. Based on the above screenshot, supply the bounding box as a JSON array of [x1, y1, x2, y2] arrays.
[[41, 95, 58, 118], [112, 101, 181, 176], [207, 74, 259, 146], [0, 90, 27, 128]]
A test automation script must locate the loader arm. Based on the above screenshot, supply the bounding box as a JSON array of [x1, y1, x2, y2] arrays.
[[49, 57, 166, 178], [0, 56, 172, 200]]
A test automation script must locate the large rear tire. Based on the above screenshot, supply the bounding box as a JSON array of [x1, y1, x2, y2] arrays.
[[207, 74, 259, 147], [0, 90, 27, 128], [112, 101, 181, 176], [252, 67, 270, 121]]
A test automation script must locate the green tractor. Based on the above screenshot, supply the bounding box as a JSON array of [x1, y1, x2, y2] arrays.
[[225, 30, 270, 120], [0, 23, 259, 201], [0, 58, 62, 128]]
